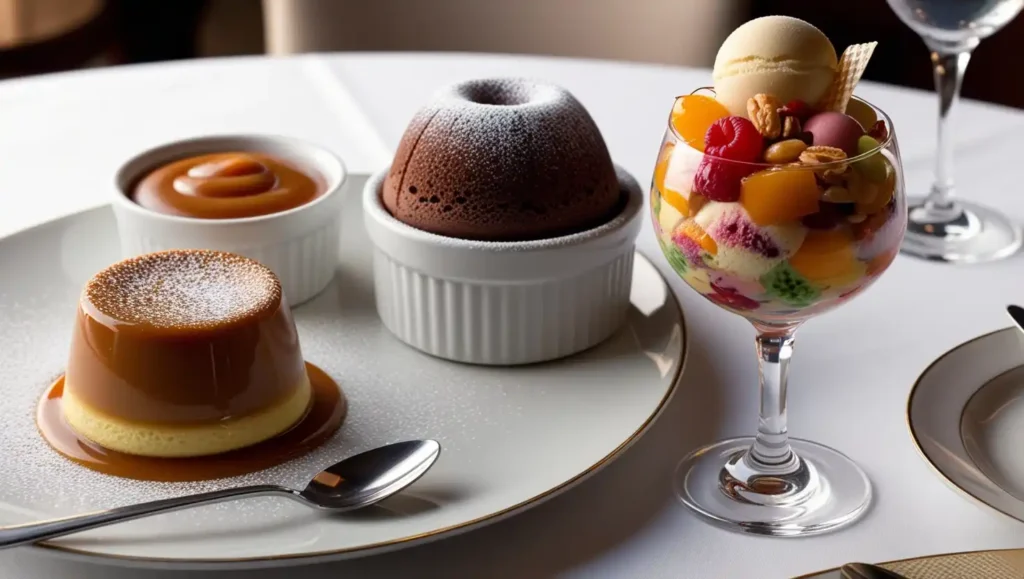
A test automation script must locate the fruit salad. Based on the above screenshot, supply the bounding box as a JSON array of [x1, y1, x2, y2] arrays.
[[652, 92, 905, 322]]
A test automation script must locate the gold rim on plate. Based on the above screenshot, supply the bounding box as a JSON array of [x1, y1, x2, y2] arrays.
[[905, 326, 1024, 525], [29, 243, 689, 567]]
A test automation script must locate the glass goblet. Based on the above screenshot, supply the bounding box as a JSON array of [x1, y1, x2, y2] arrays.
[[887, 0, 1024, 263], [651, 96, 907, 536]]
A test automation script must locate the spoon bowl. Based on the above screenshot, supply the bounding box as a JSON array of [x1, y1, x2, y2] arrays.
[[0, 439, 441, 550], [301, 440, 442, 510]]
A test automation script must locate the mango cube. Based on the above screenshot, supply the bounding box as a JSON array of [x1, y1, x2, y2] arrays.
[[739, 169, 820, 226], [655, 142, 692, 215], [790, 227, 866, 286], [678, 220, 718, 255]]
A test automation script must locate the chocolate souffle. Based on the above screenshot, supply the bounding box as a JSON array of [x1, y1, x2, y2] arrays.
[[364, 78, 643, 365], [383, 79, 623, 241]]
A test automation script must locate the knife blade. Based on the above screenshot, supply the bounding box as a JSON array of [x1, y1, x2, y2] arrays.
[[1007, 304, 1024, 334], [840, 562, 909, 579]]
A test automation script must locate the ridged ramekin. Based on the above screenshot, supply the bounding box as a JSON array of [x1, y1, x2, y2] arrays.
[[111, 135, 346, 306], [363, 165, 643, 366]]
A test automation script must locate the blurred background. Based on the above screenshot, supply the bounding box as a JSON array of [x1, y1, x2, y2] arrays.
[[1, 0, 1022, 108]]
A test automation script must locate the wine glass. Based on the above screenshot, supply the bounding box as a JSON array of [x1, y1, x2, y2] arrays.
[[887, 0, 1024, 263], [651, 95, 907, 536]]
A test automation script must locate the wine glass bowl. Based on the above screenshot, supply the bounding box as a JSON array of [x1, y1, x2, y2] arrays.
[[651, 95, 907, 536], [888, 0, 1024, 48], [886, 0, 1024, 263], [652, 97, 906, 328]]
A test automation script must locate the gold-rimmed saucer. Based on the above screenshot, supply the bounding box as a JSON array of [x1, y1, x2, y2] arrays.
[[906, 327, 1024, 525]]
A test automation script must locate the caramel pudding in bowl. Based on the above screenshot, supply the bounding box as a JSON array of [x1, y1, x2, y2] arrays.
[[35, 250, 347, 481], [132, 152, 324, 219], [111, 135, 346, 306], [63, 249, 312, 457]]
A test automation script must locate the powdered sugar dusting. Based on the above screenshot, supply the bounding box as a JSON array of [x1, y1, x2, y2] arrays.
[[382, 78, 621, 241], [84, 249, 280, 329]]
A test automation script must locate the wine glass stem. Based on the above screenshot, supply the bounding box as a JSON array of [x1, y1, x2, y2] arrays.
[[747, 332, 797, 472], [926, 47, 972, 212]]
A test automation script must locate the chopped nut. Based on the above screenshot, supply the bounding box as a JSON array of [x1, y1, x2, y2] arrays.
[[819, 167, 849, 185], [782, 116, 802, 139], [763, 139, 808, 164], [822, 186, 858, 203], [799, 146, 847, 165], [746, 93, 782, 139], [847, 214, 867, 224]]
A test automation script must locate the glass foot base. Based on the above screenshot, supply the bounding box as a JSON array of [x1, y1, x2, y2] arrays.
[[902, 196, 1022, 263], [674, 437, 872, 537]]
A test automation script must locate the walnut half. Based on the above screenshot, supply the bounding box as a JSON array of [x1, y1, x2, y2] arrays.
[[746, 93, 782, 139]]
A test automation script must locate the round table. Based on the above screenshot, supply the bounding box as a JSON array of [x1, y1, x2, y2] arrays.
[[2, 53, 1023, 579]]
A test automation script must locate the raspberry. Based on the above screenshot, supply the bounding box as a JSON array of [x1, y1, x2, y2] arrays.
[[693, 156, 757, 202], [704, 116, 762, 162], [779, 99, 814, 121]]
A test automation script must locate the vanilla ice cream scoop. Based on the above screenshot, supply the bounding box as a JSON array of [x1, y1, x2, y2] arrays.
[[713, 16, 838, 116]]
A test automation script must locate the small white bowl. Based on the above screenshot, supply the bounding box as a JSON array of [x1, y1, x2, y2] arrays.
[[112, 135, 346, 306], [363, 165, 644, 366]]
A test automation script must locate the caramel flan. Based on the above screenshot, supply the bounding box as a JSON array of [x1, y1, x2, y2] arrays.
[[62, 249, 312, 458]]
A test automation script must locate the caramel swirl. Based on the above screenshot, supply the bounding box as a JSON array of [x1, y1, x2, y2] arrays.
[[132, 152, 323, 219]]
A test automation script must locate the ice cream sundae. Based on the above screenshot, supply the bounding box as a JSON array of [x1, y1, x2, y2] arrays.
[[652, 15, 905, 322]]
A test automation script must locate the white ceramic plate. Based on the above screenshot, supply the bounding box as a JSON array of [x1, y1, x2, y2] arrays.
[[0, 178, 686, 569], [908, 327, 1024, 524]]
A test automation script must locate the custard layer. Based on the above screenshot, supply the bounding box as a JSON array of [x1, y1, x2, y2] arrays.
[[62, 374, 312, 458]]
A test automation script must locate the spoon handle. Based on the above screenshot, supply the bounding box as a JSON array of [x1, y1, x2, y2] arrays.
[[0, 484, 291, 550]]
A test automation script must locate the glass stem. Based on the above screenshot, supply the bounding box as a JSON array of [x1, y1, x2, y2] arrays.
[[721, 328, 812, 504], [747, 331, 797, 472], [925, 47, 972, 213]]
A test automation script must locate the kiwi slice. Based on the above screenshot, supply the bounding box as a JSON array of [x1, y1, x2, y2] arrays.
[[659, 238, 688, 275], [760, 262, 818, 307]]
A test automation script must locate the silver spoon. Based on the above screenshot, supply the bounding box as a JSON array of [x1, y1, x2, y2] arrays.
[[0, 439, 440, 550]]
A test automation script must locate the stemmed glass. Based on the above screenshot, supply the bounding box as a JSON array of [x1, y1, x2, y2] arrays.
[[887, 0, 1024, 263], [652, 96, 907, 536]]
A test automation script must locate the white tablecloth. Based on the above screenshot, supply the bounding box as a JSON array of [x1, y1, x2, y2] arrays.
[[2, 53, 1023, 579]]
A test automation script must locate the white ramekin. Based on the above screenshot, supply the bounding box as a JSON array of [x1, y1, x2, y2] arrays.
[[363, 165, 643, 366], [112, 135, 346, 307]]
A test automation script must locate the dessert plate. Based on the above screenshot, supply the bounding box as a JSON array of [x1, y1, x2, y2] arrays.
[[908, 327, 1024, 524], [0, 178, 686, 569]]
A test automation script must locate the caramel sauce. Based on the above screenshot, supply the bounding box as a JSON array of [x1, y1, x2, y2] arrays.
[[131, 152, 323, 219], [36, 363, 346, 482]]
